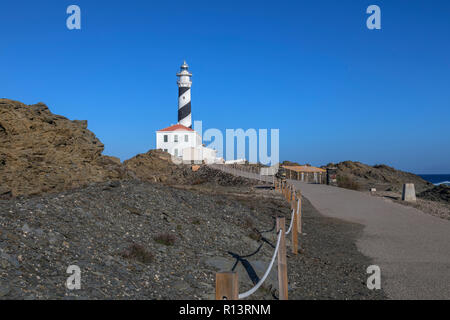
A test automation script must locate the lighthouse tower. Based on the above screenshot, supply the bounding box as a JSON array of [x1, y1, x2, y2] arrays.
[[176, 60, 192, 128]]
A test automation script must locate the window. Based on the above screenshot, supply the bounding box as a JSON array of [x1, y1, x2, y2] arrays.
[[174, 149, 178, 156], [174, 135, 178, 143], [163, 135, 168, 142], [163, 149, 168, 153], [184, 135, 189, 142]]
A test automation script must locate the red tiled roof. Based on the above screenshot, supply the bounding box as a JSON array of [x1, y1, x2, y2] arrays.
[[157, 124, 194, 132]]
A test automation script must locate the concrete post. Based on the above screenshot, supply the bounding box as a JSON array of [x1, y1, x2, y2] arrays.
[[402, 183, 417, 202]]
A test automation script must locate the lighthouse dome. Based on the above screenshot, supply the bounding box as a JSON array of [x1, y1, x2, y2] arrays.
[[181, 60, 189, 70]]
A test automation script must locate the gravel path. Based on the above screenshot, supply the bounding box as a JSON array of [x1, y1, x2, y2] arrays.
[[288, 196, 386, 300], [291, 180, 450, 300]]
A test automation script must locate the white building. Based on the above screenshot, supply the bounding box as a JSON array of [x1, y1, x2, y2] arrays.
[[155, 124, 218, 164], [156, 124, 202, 158]]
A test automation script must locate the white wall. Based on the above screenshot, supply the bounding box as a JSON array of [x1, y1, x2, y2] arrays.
[[156, 130, 201, 157], [182, 147, 202, 164], [225, 159, 246, 165], [182, 146, 218, 164], [202, 147, 218, 164]]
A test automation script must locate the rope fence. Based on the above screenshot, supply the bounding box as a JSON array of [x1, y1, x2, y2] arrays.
[[238, 231, 282, 299], [285, 209, 295, 235], [212, 164, 303, 300]]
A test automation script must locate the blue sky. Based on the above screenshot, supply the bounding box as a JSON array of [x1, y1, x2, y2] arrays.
[[1, 0, 449, 173]]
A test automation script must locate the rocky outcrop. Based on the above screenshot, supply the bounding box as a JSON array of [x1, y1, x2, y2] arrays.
[[124, 149, 255, 187], [323, 161, 433, 193], [0, 99, 127, 198], [124, 149, 188, 184], [418, 185, 450, 204]]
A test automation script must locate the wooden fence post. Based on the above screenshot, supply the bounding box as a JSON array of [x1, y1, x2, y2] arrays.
[[216, 272, 239, 300], [292, 199, 298, 255], [276, 217, 288, 300], [297, 194, 302, 234]]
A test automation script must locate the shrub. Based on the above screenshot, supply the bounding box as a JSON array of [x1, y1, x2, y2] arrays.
[[153, 233, 176, 246], [242, 216, 254, 229], [337, 175, 361, 191], [248, 230, 262, 241], [121, 243, 154, 264]]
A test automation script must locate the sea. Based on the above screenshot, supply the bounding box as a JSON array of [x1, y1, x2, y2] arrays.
[[418, 174, 450, 186]]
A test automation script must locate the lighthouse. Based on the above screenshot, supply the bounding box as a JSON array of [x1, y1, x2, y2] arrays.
[[176, 60, 192, 128], [155, 61, 222, 164]]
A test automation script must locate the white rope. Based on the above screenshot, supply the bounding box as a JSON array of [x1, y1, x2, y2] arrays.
[[238, 231, 282, 299], [285, 209, 295, 235]]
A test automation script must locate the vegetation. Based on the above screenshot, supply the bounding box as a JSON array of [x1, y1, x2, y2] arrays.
[[242, 216, 254, 229], [337, 175, 361, 191], [121, 243, 154, 264], [153, 233, 176, 246], [248, 230, 262, 241]]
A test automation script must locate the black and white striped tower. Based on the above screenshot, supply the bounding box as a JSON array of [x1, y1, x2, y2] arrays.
[[176, 60, 192, 128]]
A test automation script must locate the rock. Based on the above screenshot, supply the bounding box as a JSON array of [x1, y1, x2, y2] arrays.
[[418, 185, 450, 204], [124, 149, 256, 187], [204, 257, 235, 272], [0, 99, 129, 198], [21, 223, 31, 233], [0, 252, 19, 268], [172, 280, 190, 291], [322, 161, 433, 192], [0, 259, 8, 268], [0, 283, 10, 297]]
